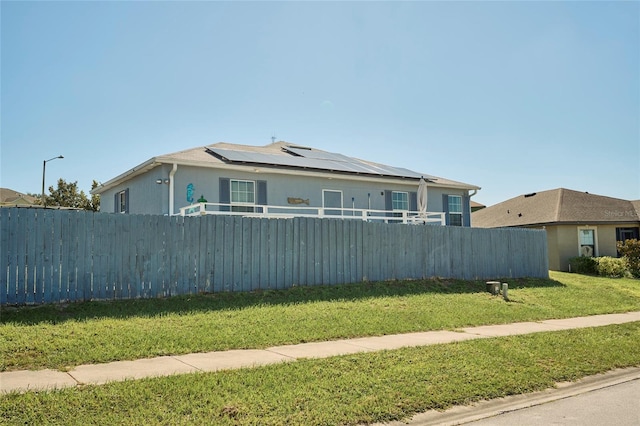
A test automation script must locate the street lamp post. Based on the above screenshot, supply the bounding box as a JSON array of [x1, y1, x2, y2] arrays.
[[42, 155, 64, 207]]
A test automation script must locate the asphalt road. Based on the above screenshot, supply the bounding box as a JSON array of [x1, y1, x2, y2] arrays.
[[467, 378, 640, 426], [382, 367, 640, 426]]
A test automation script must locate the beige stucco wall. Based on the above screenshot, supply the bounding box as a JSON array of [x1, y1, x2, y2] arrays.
[[597, 223, 639, 257], [543, 226, 560, 271], [534, 223, 639, 271], [554, 225, 578, 271]]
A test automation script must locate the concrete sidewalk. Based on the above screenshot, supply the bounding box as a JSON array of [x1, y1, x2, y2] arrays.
[[2, 311, 640, 394]]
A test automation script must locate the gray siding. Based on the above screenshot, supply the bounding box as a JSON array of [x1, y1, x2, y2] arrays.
[[101, 164, 473, 221], [2, 208, 548, 305], [102, 167, 169, 215]]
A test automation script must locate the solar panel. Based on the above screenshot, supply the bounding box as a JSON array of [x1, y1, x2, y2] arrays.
[[283, 146, 354, 163], [207, 147, 423, 179], [209, 149, 283, 165]]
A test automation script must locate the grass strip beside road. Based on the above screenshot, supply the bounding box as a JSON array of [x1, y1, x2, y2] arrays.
[[2, 271, 640, 371], [3, 323, 640, 425]]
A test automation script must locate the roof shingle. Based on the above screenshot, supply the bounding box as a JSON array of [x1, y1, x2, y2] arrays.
[[472, 188, 640, 228]]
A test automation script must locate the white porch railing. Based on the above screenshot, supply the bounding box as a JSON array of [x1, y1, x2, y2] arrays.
[[178, 202, 446, 225]]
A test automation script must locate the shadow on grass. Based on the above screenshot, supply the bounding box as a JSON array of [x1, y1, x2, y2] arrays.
[[1, 277, 565, 325]]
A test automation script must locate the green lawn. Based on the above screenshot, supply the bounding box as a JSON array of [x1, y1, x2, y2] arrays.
[[2, 323, 640, 425], [2, 271, 639, 371]]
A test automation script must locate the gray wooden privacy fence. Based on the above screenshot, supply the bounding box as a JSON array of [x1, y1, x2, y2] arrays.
[[1, 208, 548, 305]]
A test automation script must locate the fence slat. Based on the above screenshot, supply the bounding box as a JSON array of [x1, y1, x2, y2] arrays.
[[212, 216, 223, 292], [292, 218, 301, 286], [246, 217, 259, 291], [337, 220, 347, 285], [82, 212, 94, 301], [8, 209, 21, 304], [240, 217, 251, 292], [0, 209, 12, 305], [59, 211, 72, 302], [283, 219, 294, 288], [305, 218, 315, 285], [267, 219, 278, 289], [14, 209, 29, 304], [24, 209, 39, 303], [197, 215, 209, 294], [70, 212, 84, 300]]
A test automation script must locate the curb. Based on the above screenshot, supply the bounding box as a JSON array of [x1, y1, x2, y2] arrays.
[[378, 367, 640, 426]]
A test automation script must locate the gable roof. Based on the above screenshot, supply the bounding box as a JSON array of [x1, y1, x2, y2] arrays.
[[472, 188, 640, 228], [0, 188, 38, 206], [94, 141, 480, 194]]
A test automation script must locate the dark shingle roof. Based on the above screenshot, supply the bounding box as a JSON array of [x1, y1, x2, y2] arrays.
[[472, 188, 640, 228]]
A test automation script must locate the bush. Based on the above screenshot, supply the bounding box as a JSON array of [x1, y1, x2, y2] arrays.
[[617, 239, 640, 277], [568, 256, 597, 274], [594, 256, 629, 278]]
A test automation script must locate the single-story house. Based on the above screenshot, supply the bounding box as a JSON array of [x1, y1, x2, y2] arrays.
[[472, 188, 640, 271], [91, 141, 480, 226]]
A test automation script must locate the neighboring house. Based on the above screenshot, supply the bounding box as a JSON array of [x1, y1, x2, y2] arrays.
[[470, 200, 486, 212], [91, 141, 480, 226], [472, 188, 640, 271], [0, 188, 38, 207]]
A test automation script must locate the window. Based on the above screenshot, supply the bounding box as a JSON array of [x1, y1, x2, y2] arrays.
[[230, 179, 255, 212], [616, 227, 639, 244], [392, 191, 409, 211], [616, 227, 640, 256], [448, 195, 462, 226], [115, 189, 129, 214], [578, 228, 596, 257], [322, 189, 343, 216], [388, 191, 409, 219], [118, 192, 127, 213]]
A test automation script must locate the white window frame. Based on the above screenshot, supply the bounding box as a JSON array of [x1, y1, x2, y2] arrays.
[[448, 195, 463, 226], [118, 190, 127, 214], [391, 191, 409, 211], [577, 227, 598, 257], [230, 179, 255, 211]]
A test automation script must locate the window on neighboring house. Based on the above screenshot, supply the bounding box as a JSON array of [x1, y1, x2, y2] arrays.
[[578, 228, 596, 257], [448, 195, 462, 226], [616, 227, 640, 256], [616, 227, 639, 243], [231, 179, 255, 212]]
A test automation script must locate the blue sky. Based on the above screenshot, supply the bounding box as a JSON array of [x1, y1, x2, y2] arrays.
[[2, 1, 638, 207]]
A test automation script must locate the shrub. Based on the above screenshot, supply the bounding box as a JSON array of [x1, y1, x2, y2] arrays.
[[594, 256, 628, 278], [568, 256, 597, 274], [617, 239, 640, 277]]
